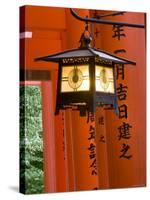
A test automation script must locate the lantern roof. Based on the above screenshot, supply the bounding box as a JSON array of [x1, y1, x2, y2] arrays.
[[35, 47, 136, 65]]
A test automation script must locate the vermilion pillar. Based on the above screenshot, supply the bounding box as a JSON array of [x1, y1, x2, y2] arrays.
[[51, 69, 67, 192], [63, 8, 99, 191], [95, 108, 110, 188], [95, 11, 146, 188], [41, 81, 56, 192]]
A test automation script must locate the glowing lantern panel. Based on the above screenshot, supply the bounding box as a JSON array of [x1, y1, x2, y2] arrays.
[[95, 65, 114, 93], [61, 65, 90, 92]]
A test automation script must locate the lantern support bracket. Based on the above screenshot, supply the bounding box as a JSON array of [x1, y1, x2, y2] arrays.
[[70, 9, 145, 28]]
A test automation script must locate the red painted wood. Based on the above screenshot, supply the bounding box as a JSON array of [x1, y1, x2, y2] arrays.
[[51, 69, 67, 192], [22, 6, 68, 192], [41, 81, 56, 193], [95, 11, 146, 188], [63, 9, 99, 191], [64, 110, 76, 191], [95, 108, 110, 188]]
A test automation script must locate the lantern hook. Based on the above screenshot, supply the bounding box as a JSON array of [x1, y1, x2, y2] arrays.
[[79, 18, 93, 48]]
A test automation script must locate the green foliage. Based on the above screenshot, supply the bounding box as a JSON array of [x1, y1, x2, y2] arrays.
[[20, 85, 44, 194]]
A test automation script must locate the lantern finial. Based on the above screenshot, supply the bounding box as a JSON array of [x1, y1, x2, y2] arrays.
[[79, 24, 92, 48]]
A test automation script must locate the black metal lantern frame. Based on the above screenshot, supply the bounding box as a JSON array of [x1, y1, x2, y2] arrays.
[[56, 56, 117, 116], [35, 9, 145, 116], [35, 37, 135, 116]]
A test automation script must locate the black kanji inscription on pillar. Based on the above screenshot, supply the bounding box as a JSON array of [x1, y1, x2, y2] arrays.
[[112, 25, 126, 40], [117, 83, 128, 101], [118, 122, 132, 140], [98, 116, 104, 125], [120, 143, 132, 159], [118, 104, 128, 119], [90, 158, 97, 175], [116, 64, 125, 80], [88, 125, 96, 140], [99, 135, 106, 143], [88, 143, 96, 159], [87, 111, 95, 123]]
